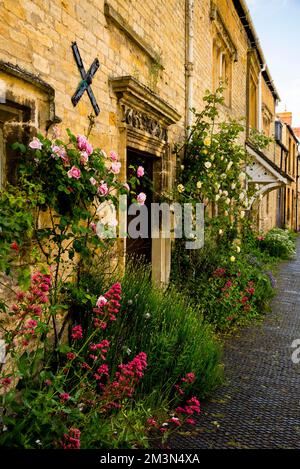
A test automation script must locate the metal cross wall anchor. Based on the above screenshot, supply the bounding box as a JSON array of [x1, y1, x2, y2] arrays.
[[71, 42, 100, 116]]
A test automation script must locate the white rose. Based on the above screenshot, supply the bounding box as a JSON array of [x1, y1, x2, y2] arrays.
[[219, 229, 223, 235], [236, 246, 241, 253], [240, 210, 245, 219], [215, 194, 220, 201], [223, 190, 228, 197], [196, 181, 202, 189], [204, 161, 212, 169], [231, 183, 236, 190], [226, 198, 231, 205]]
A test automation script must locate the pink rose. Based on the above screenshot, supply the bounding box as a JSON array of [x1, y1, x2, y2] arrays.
[[123, 183, 130, 191], [85, 141, 93, 156], [137, 192, 147, 205], [52, 126, 60, 139], [77, 135, 88, 151], [89, 177, 97, 186], [67, 166, 81, 179], [137, 166, 144, 177], [89, 222, 97, 232], [109, 151, 118, 161], [98, 181, 109, 196], [51, 145, 69, 166], [111, 162, 121, 174], [77, 135, 93, 155], [51, 145, 67, 159], [96, 295, 108, 307], [80, 151, 89, 165], [29, 137, 43, 150]]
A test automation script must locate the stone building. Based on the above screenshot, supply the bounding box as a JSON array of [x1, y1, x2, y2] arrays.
[[0, 0, 297, 284]]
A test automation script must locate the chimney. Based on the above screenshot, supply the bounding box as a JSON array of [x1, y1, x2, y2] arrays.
[[277, 111, 293, 126], [293, 127, 300, 140]]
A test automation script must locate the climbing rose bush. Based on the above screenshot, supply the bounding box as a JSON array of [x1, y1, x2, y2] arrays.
[[0, 272, 202, 448], [0, 277, 149, 448]]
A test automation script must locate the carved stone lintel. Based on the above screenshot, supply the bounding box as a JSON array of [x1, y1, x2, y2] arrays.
[[122, 105, 168, 141]]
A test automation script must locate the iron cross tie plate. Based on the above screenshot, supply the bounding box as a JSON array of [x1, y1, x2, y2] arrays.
[[71, 42, 100, 116]]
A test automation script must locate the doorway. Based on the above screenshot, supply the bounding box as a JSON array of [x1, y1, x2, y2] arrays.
[[126, 148, 154, 264]]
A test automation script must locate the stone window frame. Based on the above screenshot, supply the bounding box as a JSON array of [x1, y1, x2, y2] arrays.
[[210, 1, 238, 108], [0, 61, 61, 187]]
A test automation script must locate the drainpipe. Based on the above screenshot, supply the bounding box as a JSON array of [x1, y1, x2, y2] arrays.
[[185, 0, 194, 137], [258, 63, 266, 133]]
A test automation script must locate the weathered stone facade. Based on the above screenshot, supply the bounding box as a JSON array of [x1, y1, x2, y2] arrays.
[[0, 0, 298, 283]]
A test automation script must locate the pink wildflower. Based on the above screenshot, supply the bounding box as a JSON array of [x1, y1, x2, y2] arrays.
[[1, 377, 12, 387], [26, 319, 38, 329], [71, 325, 83, 340], [60, 392, 70, 401], [186, 418, 196, 425], [147, 418, 158, 427], [61, 428, 80, 450], [96, 295, 108, 307], [66, 352, 76, 361], [10, 241, 19, 252]]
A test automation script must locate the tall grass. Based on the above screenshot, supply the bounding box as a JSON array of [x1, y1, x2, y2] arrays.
[[80, 262, 223, 407]]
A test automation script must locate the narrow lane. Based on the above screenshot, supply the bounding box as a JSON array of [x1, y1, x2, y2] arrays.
[[172, 237, 300, 449]]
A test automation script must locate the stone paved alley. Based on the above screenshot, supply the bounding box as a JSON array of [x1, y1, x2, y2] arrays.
[[172, 237, 300, 449]]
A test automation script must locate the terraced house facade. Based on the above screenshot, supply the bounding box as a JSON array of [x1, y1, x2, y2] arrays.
[[0, 0, 299, 284]]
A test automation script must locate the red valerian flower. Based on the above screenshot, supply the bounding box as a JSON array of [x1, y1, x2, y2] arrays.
[[213, 267, 226, 277], [71, 325, 83, 340], [60, 392, 71, 401], [66, 352, 76, 361], [61, 428, 81, 449], [10, 241, 19, 252], [186, 418, 196, 425], [1, 377, 12, 387], [147, 418, 158, 427]]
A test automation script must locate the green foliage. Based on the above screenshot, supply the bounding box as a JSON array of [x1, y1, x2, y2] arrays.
[[174, 88, 255, 220], [259, 227, 296, 259], [248, 128, 274, 152], [78, 263, 223, 406]]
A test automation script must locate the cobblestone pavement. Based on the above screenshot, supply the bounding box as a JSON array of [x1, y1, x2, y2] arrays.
[[171, 237, 300, 449]]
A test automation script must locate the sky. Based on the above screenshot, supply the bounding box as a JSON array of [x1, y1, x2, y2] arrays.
[[247, 0, 300, 127]]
